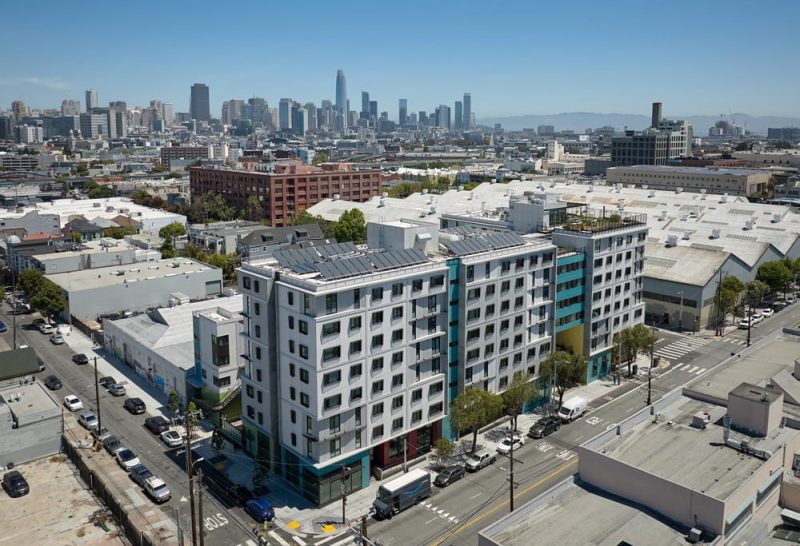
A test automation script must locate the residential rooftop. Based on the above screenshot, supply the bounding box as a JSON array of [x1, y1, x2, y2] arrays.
[[608, 165, 771, 176], [46, 258, 216, 291]]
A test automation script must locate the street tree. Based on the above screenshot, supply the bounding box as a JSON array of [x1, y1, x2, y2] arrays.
[[245, 196, 262, 222], [539, 351, 587, 408], [756, 261, 792, 295], [715, 275, 744, 328], [432, 438, 455, 469], [501, 372, 534, 431], [18, 269, 45, 295], [30, 280, 66, 322], [168, 390, 181, 415], [449, 388, 504, 452], [333, 208, 367, 242], [745, 280, 769, 307], [158, 222, 186, 247]]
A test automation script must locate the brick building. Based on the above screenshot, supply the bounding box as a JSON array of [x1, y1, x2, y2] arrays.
[[190, 162, 382, 226], [161, 146, 209, 170]]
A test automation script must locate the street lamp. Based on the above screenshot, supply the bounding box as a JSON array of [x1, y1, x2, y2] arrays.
[[676, 290, 684, 333]]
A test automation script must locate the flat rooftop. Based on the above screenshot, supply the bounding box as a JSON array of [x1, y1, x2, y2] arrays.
[[46, 258, 216, 291], [480, 481, 687, 546], [599, 397, 788, 499], [608, 165, 770, 176], [0, 382, 60, 425]]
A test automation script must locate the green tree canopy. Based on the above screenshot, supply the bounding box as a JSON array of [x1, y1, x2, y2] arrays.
[[756, 261, 792, 294], [449, 388, 504, 452], [18, 269, 45, 295], [334, 208, 367, 242], [501, 372, 535, 431], [245, 196, 263, 222], [158, 222, 187, 243], [103, 226, 137, 239], [539, 351, 588, 408], [745, 280, 769, 306], [188, 191, 236, 223], [30, 280, 66, 322]]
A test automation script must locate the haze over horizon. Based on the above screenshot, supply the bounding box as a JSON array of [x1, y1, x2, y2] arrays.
[[3, 0, 800, 119]]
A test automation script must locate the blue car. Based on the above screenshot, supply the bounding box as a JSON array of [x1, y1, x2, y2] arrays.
[[244, 499, 275, 522], [0, 321, 6, 333]]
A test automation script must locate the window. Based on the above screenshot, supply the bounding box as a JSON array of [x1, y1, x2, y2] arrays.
[[322, 346, 340, 361], [323, 394, 341, 410], [349, 316, 362, 330], [485, 324, 495, 337], [372, 380, 384, 394], [287, 291, 294, 305], [501, 300, 510, 313], [468, 287, 481, 301], [467, 328, 480, 342], [255, 325, 261, 338], [306, 440, 313, 458], [306, 416, 313, 434], [392, 374, 403, 388], [372, 403, 384, 417], [247, 405, 255, 418], [431, 275, 444, 288], [485, 343, 495, 356], [329, 438, 341, 457], [350, 363, 362, 378], [371, 334, 384, 349], [501, 261, 511, 274], [467, 308, 480, 322], [254, 302, 260, 316], [501, 280, 510, 293], [291, 432, 297, 446], [255, 347, 261, 360], [430, 402, 443, 416], [256, 369, 262, 381], [485, 304, 495, 317], [392, 417, 403, 431], [288, 316, 295, 330], [289, 363, 296, 377], [392, 306, 403, 320], [289, 340, 295, 353], [466, 265, 474, 282], [499, 377, 508, 389], [486, 284, 496, 297], [300, 392, 309, 407], [299, 345, 309, 359], [243, 277, 251, 289], [323, 370, 341, 386], [412, 389, 422, 402], [325, 294, 338, 314], [392, 352, 403, 365], [353, 288, 361, 309], [392, 396, 403, 410], [322, 322, 340, 336], [290, 409, 296, 423], [300, 369, 309, 384], [372, 425, 384, 439], [299, 320, 308, 334], [392, 329, 403, 343], [349, 340, 362, 354], [429, 382, 443, 395], [412, 279, 423, 292], [372, 357, 384, 371], [515, 277, 524, 289], [351, 387, 363, 401], [329, 415, 341, 434], [371, 287, 383, 302], [392, 283, 403, 297], [371, 311, 384, 325], [466, 348, 479, 361]]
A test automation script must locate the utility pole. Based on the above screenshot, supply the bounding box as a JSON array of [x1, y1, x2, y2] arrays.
[[402, 437, 408, 473], [340, 465, 348, 525], [93, 357, 101, 433], [185, 411, 198, 546], [198, 468, 205, 546], [715, 268, 724, 336], [508, 431, 515, 512], [746, 297, 752, 348], [647, 326, 656, 406], [11, 268, 17, 350], [361, 514, 368, 542]]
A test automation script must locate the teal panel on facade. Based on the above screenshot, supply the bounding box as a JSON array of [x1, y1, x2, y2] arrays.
[[556, 302, 583, 319], [556, 268, 585, 284], [555, 318, 583, 333], [557, 252, 585, 266], [587, 349, 611, 383], [556, 285, 585, 302]]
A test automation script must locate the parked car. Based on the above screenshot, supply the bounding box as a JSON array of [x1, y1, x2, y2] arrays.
[[78, 411, 99, 430], [144, 476, 171, 503], [160, 430, 184, 448], [787, 295, 798, 305], [496, 434, 525, 455], [91, 426, 111, 442], [123, 397, 146, 414], [98, 376, 116, 388], [465, 449, 497, 472], [738, 319, 752, 330], [528, 416, 561, 439], [557, 396, 588, 422], [129, 464, 153, 488], [50, 333, 65, 345], [63, 395, 83, 411], [38, 323, 54, 335], [116, 448, 140, 471], [434, 465, 466, 487], [773, 300, 789, 310], [244, 498, 275, 523], [107, 383, 126, 397], [72, 353, 89, 365], [103, 435, 123, 454], [2, 471, 30, 498], [145, 416, 171, 435], [761, 308, 775, 318], [0, 321, 7, 333], [44, 375, 62, 390], [749, 312, 763, 324]]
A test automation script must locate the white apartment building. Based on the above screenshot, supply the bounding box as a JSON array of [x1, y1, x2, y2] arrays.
[[192, 306, 243, 406]]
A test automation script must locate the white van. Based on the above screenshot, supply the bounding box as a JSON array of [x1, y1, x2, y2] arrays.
[[557, 397, 587, 422]]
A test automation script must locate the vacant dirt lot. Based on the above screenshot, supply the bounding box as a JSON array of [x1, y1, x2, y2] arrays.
[[0, 455, 124, 545]]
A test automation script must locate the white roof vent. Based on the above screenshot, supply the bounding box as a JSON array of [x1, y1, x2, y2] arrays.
[[648, 190, 655, 198], [332, 194, 339, 201], [700, 189, 706, 194], [378, 197, 386, 208], [675, 187, 683, 194], [772, 213, 782, 223], [430, 206, 437, 215], [701, 193, 707, 200], [721, 193, 728, 203], [744, 220, 753, 230], [666, 234, 678, 247], [682, 231, 691, 240], [428, 195, 434, 205], [642, 185, 649, 190], [587, 186, 593, 193], [422, 188, 428, 195], [659, 210, 668, 221], [711, 228, 721, 239], [382, 192, 389, 198]]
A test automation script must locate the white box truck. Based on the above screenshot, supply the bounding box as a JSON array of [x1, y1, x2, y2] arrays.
[[372, 468, 431, 520], [557, 396, 587, 422]]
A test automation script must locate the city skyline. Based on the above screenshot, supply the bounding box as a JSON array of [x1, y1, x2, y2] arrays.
[[3, 1, 800, 118]]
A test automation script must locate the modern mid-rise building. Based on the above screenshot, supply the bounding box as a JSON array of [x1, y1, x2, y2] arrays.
[[160, 145, 209, 171], [189, 162, 382, 227], [606, 165, 772, 197], [79, 113, 107, 139], [279, 98, 293, 130], [190, 83, 211, 122], [85, 89, 98, 111], [767, 127, 800, 141], [61, 99, 80, 116]]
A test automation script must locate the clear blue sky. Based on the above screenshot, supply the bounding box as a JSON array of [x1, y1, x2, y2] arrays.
[[3, 0, 799, 118]]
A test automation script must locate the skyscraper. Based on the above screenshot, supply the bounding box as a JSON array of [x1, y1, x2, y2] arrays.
[[85, 89, 98, 112], [61, 99, 80, 116], [369, 100, 378, 122], [335, 69, 347, 129], [454, 100, 463, 131], [361, 91, 370, 119], [190, 83, 211, 122], [437, 105, 451, 130], [462, 92, 472, 130], [162, 103, 174, 126], [279, 98, 293, 130], [399, 98, 408, 126]]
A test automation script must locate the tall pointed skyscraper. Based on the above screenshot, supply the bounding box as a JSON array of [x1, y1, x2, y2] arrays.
[[335, 69, 348, 130]]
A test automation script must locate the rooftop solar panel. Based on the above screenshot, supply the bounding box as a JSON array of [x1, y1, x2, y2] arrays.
[[316, 256, 373, 280]]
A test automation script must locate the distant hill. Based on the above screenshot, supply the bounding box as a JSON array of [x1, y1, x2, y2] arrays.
[[478, 112, 800, 135]]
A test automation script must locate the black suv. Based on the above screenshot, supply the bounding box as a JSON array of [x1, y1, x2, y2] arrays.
[[3, 471, 30, 497], [98, 376, 116, 388], [124, 397, 146, 415], [145, 416, 171, 434], [528, 416, 561, 439], [434, 465, 466, 487], [44, 375, 62, 390], [72, 353, 89, 365]]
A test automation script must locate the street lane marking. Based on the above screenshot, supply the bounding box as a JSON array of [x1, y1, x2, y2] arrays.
[[329, 538, 356, 546], [428, 459, 578, 546], [269, 531, 292, 546], [314, 535, 338, 545], [292, 536, 308, 545], [586, 416, 601, 425], [321, 523, 336, 533], [288, 520, 302, 529], [425, 517, 439, 525], [469, 493, 482, 500]]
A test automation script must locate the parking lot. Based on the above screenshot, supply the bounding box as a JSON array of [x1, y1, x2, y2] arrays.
[[0, 455, 124, 545]]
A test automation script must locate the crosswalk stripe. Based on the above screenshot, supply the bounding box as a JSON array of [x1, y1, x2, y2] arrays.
[[292, 536, 308, 545], [329, 537, 356, 546], [315, 535, 338, 545], [687, 366, 698, 373], [694, 368, 706, 375], [269, 531, 292, 546]]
